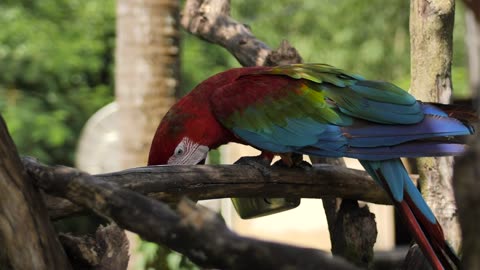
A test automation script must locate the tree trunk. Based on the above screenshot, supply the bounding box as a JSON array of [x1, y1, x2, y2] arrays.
[[115, 0, 181, 267], [409, 0, 460, 252], [115, 0, 180, 168], [0, 116, 72, 270]]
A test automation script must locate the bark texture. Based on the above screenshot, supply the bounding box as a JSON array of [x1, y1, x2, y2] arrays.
[[313, 157, 377, 269], [116, 0, 179, 168], [22, 158, 393, 220], [0, 116, 72, 270], [59, 224, 129, 270], [24, 157, 361, 270], [181, 0, 271, 66], [329, 200, 377, 268], [409, 0, 460, 251]]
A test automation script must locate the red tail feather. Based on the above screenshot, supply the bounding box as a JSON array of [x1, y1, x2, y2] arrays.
[[404, 193, 460, 269], [397, 199, 445, 270], [376, 170, 459, 270]]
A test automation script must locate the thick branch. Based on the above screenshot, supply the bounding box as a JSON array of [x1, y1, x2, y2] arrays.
[[24, 157, 359, 270], [22, 158, 392, 219], [0, 117, 71, 270], [181, 0, 271, 66]]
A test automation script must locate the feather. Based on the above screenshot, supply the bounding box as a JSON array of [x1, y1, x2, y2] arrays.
[[151, 63, 476, 270], [342, 114, 472, 147], [361, 159, 459, 270]]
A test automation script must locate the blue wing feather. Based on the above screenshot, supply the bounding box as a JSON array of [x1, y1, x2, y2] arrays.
[[360, 159, 436, 224], [233, 105, 473, 159]]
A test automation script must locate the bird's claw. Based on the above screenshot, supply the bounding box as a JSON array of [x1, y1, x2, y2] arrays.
[[273, 157, 312, 170]]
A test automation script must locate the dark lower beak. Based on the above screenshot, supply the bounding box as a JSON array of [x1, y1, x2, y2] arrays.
[[197, 159, 206, 165]]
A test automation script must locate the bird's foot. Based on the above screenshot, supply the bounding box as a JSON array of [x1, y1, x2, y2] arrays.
[[273, 153, 312, 169]]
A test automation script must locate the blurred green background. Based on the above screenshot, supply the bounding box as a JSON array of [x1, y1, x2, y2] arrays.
[[0, 0, 469, 166], [0, 0, 470, 269]]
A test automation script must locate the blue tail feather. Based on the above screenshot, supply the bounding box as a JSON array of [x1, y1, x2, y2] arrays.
[[360, 159, 436, 224], [343, 114, 472, 147], [301, 141, 466, 160]]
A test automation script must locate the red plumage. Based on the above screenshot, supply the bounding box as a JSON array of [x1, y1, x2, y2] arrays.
[[148, 67, 266, 165]]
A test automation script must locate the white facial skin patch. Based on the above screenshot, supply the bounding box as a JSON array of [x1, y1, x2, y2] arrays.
[[167, 137, 209, 165]]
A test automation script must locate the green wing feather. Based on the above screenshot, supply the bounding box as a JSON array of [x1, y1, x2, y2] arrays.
[[212, 63, 423, 152], [249, 63, 422, 125]]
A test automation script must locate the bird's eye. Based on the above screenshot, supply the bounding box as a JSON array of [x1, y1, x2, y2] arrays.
[[174, 145, 185, 156]]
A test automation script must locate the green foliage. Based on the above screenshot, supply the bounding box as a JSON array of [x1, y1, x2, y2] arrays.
[[135, 240, 199, 270], [0, 0, 115, 165], [232, 0, 412, 80], [179, 32, 239, 96], [0, 0, 469, 165]]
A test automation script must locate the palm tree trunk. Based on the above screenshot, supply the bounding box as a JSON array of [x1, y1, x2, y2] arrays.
[[115, 0, 180, 168]]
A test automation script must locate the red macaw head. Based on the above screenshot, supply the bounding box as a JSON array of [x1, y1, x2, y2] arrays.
[[148, 103, 210, 165], [147, 94, 233, 166], [148, 67, 258, 166], [148, 126, 210, 166]]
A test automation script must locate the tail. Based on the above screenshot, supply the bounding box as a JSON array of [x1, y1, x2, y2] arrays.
[[425, 102, 478, 124], [360, 159, 460, 270]]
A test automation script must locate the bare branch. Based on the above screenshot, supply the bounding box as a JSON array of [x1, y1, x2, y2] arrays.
[[22, 158, 393, 219], [23, 157, 360, 270], [181, 0, 271, 66]]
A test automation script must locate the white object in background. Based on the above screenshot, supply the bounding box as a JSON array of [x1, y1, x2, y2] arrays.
[[76, 102, 122, 174]]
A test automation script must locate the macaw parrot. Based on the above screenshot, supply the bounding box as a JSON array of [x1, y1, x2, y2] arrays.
[[148, 63, 475, 270]]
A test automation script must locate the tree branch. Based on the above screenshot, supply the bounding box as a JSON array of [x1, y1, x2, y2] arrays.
[[24, 157, 360, 270], [0, 117, 72, 270], [22, 158, 393, 220], [181, 0, 271, 66]]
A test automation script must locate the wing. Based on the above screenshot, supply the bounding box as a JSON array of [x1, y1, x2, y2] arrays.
[[211, 64, 471, 159]]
